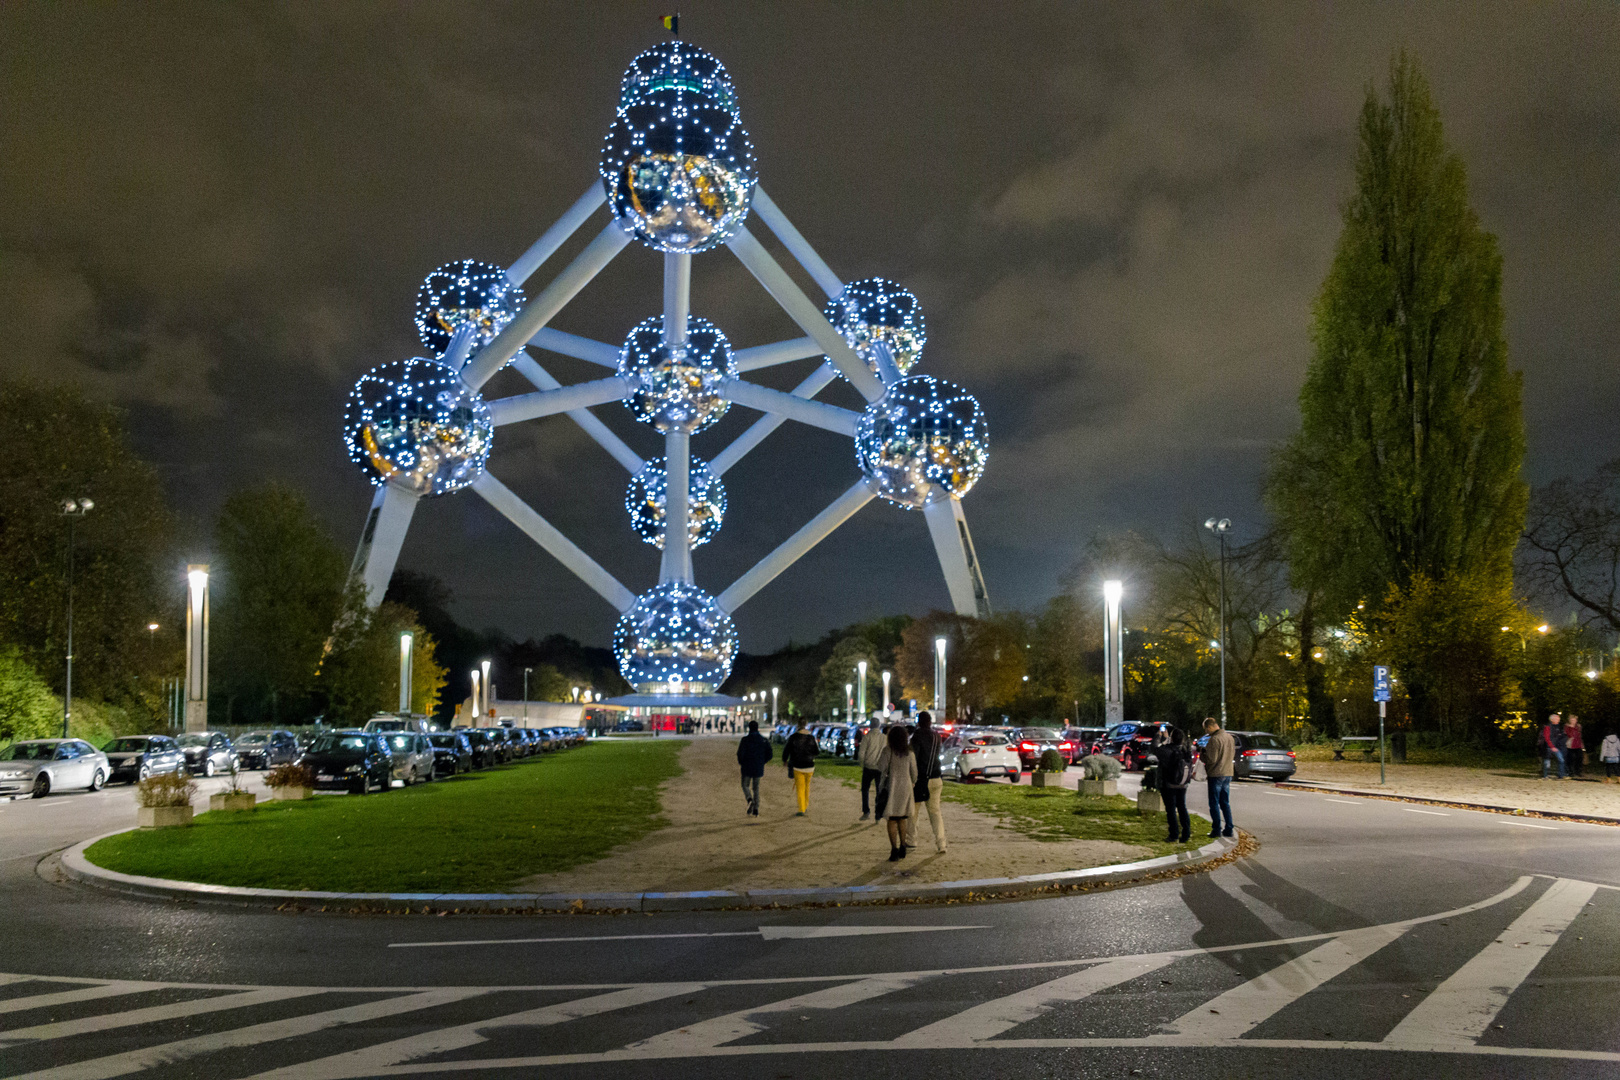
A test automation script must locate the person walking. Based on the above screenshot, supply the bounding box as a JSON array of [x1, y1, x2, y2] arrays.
[[1600, 729, 1620, 783], [876, 724, 917, 862], [1157, 727, 1194, 843], [857, 715, 887, 821], [782, 719, 819, 816], [1200, 718, 1235, 839], [1539, 714, 1566, 780], [906, 712, 947, 853], [736, 720, 772, 817], [1565, 715, 1585, 778]]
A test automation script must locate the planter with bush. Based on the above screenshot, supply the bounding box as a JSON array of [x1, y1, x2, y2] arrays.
[[1079, 754, 1120, 796], [136, 772, 197, 828], [264, 762, 316, 801], [1031, 748, 1067, 788], [208, 759, 257, 812]]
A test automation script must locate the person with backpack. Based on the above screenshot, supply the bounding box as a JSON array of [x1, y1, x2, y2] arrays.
[[1157, 727, 1194, 843], [736, 720, 773, 817], [782, 719, 819, 816]]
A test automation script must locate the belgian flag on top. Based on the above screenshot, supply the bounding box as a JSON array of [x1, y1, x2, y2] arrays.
[[662, 14, 679, 36]]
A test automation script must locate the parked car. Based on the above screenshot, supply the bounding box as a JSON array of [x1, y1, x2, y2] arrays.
[[232, 730, 299, 770], [102, 735, 185, 784], [363, 716, 428, 734], [175, 732, 237, 776], [1009, 727, 1073, 773], [427, 732, 473, 776], [612, 718, 644, 733], [0, 739, 111, 798], [1102, 722, 1170, 771], [1061, 727, 1109, 760], [458, 728, 498, 769], [382, 732, 435, 785], [303, 731, 393, 794], [941, 730, 1022, 781], [1210, 730, 1298, 781]]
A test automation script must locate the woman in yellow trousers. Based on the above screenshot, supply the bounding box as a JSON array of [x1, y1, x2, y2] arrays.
[[782, 720, 820, 817]]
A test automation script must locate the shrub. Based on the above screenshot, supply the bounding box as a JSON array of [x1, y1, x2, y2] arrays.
[[1038, 748, 1066, 772], [1080, 754, 1122, 781], [136, 771, 197, 808], [264, 762, 316, 790]]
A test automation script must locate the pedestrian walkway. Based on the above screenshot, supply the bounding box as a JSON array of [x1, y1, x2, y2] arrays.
[[1288, 761, 1620, 819]]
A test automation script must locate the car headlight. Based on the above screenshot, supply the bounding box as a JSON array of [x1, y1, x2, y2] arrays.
[[0, 768, 28, 779], [344, 765, 362, 773]]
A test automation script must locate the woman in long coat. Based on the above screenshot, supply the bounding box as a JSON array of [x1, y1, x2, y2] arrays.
[[877, 725, 917, 862]]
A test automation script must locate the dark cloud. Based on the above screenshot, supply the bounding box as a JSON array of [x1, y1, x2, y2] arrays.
[[2, 1, 1616, 649]]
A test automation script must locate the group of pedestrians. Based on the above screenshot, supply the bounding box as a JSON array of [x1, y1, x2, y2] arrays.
[[1149, 718, 1237, 843], [1538, 713, 1593, 780]]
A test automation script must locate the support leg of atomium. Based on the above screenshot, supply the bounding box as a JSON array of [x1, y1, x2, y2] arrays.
[[924, 494, 991, 618], [348, 482, 421, 607]]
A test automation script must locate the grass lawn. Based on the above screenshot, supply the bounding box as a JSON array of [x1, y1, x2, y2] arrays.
[[86, 739, 685, 893], [816, 758, 1208, 859]]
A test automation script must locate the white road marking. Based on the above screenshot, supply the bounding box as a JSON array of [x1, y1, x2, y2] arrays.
[[389, 925, 987, 949], [1168, 922, 1409, 1038], [0, 987, 327, 1045], [1501, 820, 1557, 830], [1324, 799, 1362, 805], [1401, 808, 1449, 816], [1263, 791, 1296, 797], [633, 975, 924, 1053], [1385, 877, 1598, 1047], [759, 925, 988, 940], [0, 981, 165, 1015]]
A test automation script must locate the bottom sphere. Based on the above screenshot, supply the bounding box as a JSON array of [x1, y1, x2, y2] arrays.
[[613, 582, 737, 694]]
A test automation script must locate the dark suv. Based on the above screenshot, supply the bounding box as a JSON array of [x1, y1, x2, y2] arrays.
[[303, 731, 393, 794], [232, 730, 299, 770]]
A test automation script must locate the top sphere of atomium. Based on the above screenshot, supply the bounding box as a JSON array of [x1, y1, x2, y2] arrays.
[[601, 85, 756, 254], [414, 260, 525, 359], [343, 357, 492, 497], [613, 581, 738, 694], [619, 315, 737, 434], [619, 41, 739, 116], [854, 375, 988, 509], [824, 277, 927, 383]]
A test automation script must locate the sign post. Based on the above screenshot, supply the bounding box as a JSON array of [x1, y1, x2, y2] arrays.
[[1373, 665, 1392, 785]]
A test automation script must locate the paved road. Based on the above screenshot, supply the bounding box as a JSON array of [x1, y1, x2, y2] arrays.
[[2, 774, 1618, 1078]]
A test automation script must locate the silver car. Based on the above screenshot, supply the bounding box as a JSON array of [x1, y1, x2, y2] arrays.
[[0, 739, 111, 798], [384, 732, 435, 786]]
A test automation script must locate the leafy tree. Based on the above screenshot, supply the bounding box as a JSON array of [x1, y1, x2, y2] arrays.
[[211, 483, 346, 726], [895, 612, 1026, 722], [813, 635, 881, 716], [315, 585, 442, 726], [1267, 54, 1525, 625], [0, 649, 60, 742]]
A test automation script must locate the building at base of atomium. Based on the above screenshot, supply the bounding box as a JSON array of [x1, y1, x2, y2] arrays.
[[341, 39, 991, 716]]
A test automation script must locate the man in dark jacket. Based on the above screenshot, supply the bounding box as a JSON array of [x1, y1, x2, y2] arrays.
[[736, 721, 773, 816], [1539, 714, 1567, 780], [782, 720, 819, 817], [906, 712, 947, 853]]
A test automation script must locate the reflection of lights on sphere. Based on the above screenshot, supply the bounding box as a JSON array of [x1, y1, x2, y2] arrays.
[[626, 456, 726, 549], [619, 41, 739, 116], [854, 375, 988, 509], [600, 88, 756, 253], [343, 358, 492, 497], [824, 277, 927, 383], [618, 315, 736, 433], [413, 260, 525, 359], [613, 582, 737, 694]]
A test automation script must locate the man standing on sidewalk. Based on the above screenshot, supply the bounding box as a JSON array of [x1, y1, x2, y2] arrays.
[[1539, 713, 1567, 780], [1201, 718, 1235, 839], [906, 712, 947, 853], [736, 720, 772, 817], [858, 715, 886, 821]]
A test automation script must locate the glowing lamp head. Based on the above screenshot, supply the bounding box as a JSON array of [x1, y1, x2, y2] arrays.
[[626, 456, 726, 549], [613, 582, 737, 694], [854, 375, 988, 509], [343, 357, 492, 496], [618, 315, 736, 433], [414, 260, 524, 359], [1104, 580, 1123, 606], [823, 277, 927, 383]]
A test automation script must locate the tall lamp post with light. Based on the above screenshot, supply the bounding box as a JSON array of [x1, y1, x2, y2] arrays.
[[1204, 517, 1232, 725], [59, 498, 94, 737], [856, 660, 868, 722], [398, 631, 414, 715], [933, 637, 947, 717], [1103, 580, 1123, 728]]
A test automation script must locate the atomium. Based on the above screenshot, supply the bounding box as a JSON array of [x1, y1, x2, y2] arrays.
[[619, 41, 739, 116], [627, 456, 726, 549], [413, 259, 525, 359], [613, 581, 738, 693], [600, 86, 756, 254], [824, 277, 927, 383], [854, 375, 988, 509], [343, 358, 493, 497], [618, 314, 737, 433]]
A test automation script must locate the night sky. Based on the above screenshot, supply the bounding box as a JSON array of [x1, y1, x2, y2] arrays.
[[4, 3, 1617, 654]]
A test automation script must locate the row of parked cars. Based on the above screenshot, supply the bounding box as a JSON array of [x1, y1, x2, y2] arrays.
[[0, 721, 589, 799]]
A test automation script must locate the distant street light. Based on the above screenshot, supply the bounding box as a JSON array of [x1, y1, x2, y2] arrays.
[[1103, 579, 1123, 727], [845, 682, 853, 720], [398, 631, 414, 714], [1204, 517, 1232, 725], [59, 497, 93, 737], [772, 686, 779, 725], [523, 666, 532, 723], [933, 637, 947, 715], [481, 660, 492, 718], [856, 660, 868, 720], [881, 670, 892, 716], [470, 670, 480, 722]]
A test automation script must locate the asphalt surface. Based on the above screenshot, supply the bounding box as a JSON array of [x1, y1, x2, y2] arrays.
[[2, 770, 1618, 1079]]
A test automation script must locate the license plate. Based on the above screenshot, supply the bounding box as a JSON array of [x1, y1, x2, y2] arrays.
[[317, 774, 335, 781]]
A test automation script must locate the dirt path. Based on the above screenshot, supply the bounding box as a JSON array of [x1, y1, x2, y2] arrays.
[[1291, 760, 1620, 817], [518, 739, 1146, 894]]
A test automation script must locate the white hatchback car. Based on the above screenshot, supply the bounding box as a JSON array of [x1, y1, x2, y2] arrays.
[[941, 730, 1022, 781], [0, 739, 111, 798]]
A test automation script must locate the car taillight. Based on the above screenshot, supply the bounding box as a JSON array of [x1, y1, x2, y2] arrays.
[[1019, 742, 1036, 750], [963, 747, 980, 754], [1059, 742, 1073, 750], [1287, 750, 1296, 758], [1241, 749, 1259, 757]]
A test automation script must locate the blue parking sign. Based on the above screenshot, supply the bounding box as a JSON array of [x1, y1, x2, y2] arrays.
[[1373, 665, 1391, 703]]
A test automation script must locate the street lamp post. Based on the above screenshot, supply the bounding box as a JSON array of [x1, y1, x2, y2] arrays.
[[1103, 579, 1123, 728], [845, 682, 853, 721], [1211, 518, 1231, 725], [184, 564, 209, 732], [933, 637, 947, 716], [881, 670, 891, 716], [772, 686, 779, 726], [481, 659, 492, 720], [398, 631, 414, 715], [470, 670, 480, 722], [59, 498, 93, 737], [856, 660, 867, 721], [523, 667, 532, 726]]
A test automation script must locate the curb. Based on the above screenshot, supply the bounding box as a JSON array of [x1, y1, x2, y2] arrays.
[[1274, 781, 1620, 826], [59, 830, 1242, 913]]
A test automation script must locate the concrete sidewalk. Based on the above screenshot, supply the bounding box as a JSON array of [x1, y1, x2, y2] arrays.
[[1287, 760, 1620, 820]]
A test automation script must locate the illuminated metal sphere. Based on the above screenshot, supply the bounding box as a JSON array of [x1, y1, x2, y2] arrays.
[[413, 260, 525, 359], [854, 375, 988, 509], [626, 456, 726, 549], [613, 582, 738, 694], [824, 277, 927, 383], [600, 87, 756, 253], [619, 41, 739, 116], [618, 314, 736, 433], [342, 357, 492, 497]]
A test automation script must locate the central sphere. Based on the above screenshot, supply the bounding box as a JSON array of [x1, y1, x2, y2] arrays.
[[343, 358, 492, 497], [619, 315, 736, 433], [619, 41, 739, 116], [613, 582, 738, 694], [824, 277, 927, 384], [854, 375, 988, 509], [600, 88, 756, 254], [413, 260, 525, 359], [626, 456, 726, 549]]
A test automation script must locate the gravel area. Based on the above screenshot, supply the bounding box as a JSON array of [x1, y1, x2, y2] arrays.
[[517, 739, 1148, 893], [1288, 760, 1620, 817]]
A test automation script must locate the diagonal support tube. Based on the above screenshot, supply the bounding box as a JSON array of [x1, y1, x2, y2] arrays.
[[725, 226, 885, 402], [734, 336, 822, 372], [349, 482, 420, 608], [509, 352, 642, 473], [487, 376, 630, 427], [924, 495, 991, 617], [528, 327, 621, 369], [710, 362, 839, 477], [464, 223, 631, 390], [471, 473, 635, 612], [718, 480, 875, 612], [723, 378, 860, 436], [751, 187, 843, 299], [507, 184, 606, 286]]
